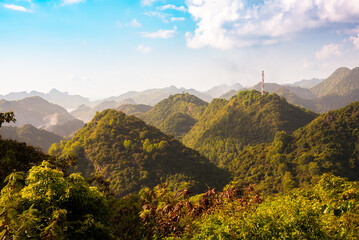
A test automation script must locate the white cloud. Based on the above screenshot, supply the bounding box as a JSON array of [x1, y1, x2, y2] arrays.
[[137, 44, 151, 54], [127, 19, 142, 28], [141, 0, 158, 6], [159, 4, 187, 12], [3, 4, 29, 12], [142, 27, 176, 39], [62, 0, 85, 5], [316, 43, 342, 59], [145, 11, 169, 23], [185, 0, 359, 49], [171, 17, 185, 22], [350, 34, 359, 49]]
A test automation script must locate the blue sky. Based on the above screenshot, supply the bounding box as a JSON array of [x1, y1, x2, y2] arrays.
[[1, 0, 359, 99]]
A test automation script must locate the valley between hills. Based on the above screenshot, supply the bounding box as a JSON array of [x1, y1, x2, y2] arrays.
[[1, 67, 359, 239]]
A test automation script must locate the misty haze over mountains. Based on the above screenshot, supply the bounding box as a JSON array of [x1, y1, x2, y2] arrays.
[[0, 66, 358, 139], [0, 77, 321, 110]]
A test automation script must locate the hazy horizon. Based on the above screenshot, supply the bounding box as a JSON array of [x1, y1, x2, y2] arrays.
[[1, 0, 359, 99]]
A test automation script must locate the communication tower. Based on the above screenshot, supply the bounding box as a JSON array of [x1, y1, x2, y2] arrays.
[[262, 70, 265, 95]]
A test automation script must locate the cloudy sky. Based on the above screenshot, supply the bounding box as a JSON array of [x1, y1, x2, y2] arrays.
[[1, 0, 359, 99]]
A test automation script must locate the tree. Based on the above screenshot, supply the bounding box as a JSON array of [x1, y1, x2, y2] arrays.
[[0, 161, 112, 239], [0, 111, 15, 127]]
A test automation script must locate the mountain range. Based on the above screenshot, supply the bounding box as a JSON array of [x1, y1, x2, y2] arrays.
[[182, 90, 318, 167], [0, 124, 63, 153], [0, 88, 90, 109]]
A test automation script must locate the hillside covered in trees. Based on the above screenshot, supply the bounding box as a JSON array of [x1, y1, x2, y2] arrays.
[[1, 95, 359, 238], [0, 124, 63, 152], [183, 90, 317, 167], [49, 109, 229, 197], [140, 93, 208, 139], [229, 101, 359, 194]]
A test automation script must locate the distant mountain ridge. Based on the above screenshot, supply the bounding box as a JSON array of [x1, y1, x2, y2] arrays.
[[288, 78, 323, 88], [220, 67, 359, 114], [0, 88, 90, 109], [311, 67, 352, 97], [205, 83, 243, 98], [103, 85, 214, 105], [0, 124, 63, 152], [0, 96, 76, 130]]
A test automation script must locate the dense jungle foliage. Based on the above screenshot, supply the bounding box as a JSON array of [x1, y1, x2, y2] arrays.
[[3, 162, 358, 239], [49, 109, 229, 197], [1, 96, 359, 239], [183, 90, 318, 167], [140, 93, 208, 139], [229, 101, 359, 194]]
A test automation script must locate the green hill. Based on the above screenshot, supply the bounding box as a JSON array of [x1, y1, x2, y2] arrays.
[[50, 109, 229, 197], [229, 101, 359, 194], [140, 93, 208, 139], [0, 124, 63, 153], [117, 103, 152, 116], [275, 86, 359, 114], [0, 138, 51, 188], [182, 90, 318, 167], [311, 67, 352, 97]]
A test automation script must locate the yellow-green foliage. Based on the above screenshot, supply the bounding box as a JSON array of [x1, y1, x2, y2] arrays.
[[144, 174, 358, 239], [140, 93, 208, 138], [0, 161, 111, 239], [183, 90, 318, 167], [50, 109, 230, 197], [229, 101, 359, 194]]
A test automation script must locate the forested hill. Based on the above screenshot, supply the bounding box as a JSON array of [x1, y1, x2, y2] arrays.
[[50, 109, 229, 197], [0, 138, 51, 188], [140, 93, 208, 139], [229, 101, 359, 194], [182, 90, 318, 167], [311, 67, 352, 97], [0, 124, 63, 152], [116, 103, 152, 116]]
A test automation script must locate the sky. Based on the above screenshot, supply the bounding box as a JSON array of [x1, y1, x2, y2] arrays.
[[1, 0, 359, 99]]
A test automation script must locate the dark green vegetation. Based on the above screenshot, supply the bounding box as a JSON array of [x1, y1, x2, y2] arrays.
[[1, 91, 359, 239], [140, 93, 208, 138], [50, 109, 229, 197], [122, 174, 359, 239], [0, 137, 51, 189], [0, 124, 63, 152], [183, 90, 317, 167], [0, 161, 112, 239], [0, 111, 15, 127], [229, 101, 359, 194]]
